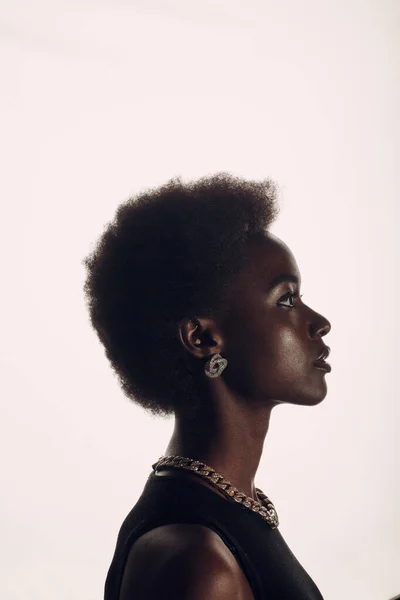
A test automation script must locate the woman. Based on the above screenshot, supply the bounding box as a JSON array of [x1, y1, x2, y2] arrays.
[[83, 173, 331, 599]]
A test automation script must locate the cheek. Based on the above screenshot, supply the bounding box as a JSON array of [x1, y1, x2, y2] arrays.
[[244, 316, 312, 396], [273, 328, 306, 369], [224, 312, 324, 404], [228, 320, 302, 382], [223, 304, 308, 383], [250, 316, 302, 356], [252, 327, 304, 386]]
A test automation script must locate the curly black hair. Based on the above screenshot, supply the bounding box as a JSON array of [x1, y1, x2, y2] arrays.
[[82, 172, 280, 418]]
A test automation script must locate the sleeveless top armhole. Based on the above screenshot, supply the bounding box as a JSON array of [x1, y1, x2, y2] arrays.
[[104, 472, 324, 600]]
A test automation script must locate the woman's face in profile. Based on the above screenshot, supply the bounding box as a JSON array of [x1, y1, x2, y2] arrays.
[[219, 231, 332, 407]]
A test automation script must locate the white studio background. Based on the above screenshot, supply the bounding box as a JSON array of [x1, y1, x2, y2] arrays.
[[0, 1, 398, 599]]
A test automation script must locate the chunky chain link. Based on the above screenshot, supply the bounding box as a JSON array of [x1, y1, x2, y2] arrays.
[[152, 455, 279, 529]]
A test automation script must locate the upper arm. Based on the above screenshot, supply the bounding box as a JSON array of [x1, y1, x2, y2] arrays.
[[119, 523, 255, 600]]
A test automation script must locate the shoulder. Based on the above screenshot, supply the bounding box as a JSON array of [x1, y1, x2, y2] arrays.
[[119, 523, 255, 600]]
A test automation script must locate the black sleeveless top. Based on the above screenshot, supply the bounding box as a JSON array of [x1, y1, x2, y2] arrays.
[[104, 472, 324, 600]]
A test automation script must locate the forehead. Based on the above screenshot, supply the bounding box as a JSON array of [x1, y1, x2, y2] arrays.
[[241, 231, 300, 284], [218, 231, 301, 319]]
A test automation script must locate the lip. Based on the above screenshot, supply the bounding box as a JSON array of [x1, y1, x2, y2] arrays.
[[314, 360, 332, 372], [315, 345, 330, 362]]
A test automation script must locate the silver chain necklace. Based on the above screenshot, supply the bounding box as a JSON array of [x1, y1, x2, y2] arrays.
[[152, 455, 279, 529]]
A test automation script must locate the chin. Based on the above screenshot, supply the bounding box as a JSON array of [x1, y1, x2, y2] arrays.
[[301, 370, 330, 405], [276, 382, 329, 407], [301, 383, 329, 406], [259, 374, 329, 407], [305, 394, 327, 406]]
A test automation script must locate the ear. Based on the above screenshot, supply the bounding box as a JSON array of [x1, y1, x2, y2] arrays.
[[178, 316, 224, 359]]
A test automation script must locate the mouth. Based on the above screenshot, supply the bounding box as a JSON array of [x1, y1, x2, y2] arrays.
[[314, 359, 331, 372], [313, 346, 331, 372]]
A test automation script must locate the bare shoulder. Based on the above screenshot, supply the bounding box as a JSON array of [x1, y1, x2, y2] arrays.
[[119, 523, 255, 600]]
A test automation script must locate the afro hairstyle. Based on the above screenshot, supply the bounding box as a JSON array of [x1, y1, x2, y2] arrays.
[[82, 172, 279, 418]]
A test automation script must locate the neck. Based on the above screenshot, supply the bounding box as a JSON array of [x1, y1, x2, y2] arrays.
[[164, 383, 276, 501]]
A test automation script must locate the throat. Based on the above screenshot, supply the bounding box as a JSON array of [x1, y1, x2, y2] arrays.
[[163, 401, 273, 502]]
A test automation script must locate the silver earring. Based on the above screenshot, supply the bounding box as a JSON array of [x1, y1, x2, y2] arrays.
[[204, 353, 228, 378]]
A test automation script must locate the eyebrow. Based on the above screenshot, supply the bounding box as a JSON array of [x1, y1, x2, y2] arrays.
[[267, 273, 300, 290]]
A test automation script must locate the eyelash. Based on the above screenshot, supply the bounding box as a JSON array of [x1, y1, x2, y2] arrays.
[[278, 291, 303, 307]]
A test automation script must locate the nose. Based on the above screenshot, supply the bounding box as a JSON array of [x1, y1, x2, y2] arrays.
[[309, 313, 331, 339]]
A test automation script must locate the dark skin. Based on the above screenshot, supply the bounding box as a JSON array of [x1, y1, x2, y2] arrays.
[[120, 231, 332, 600]]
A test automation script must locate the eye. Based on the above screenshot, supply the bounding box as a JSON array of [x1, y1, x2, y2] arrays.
[[278, 291, 303, 307]]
